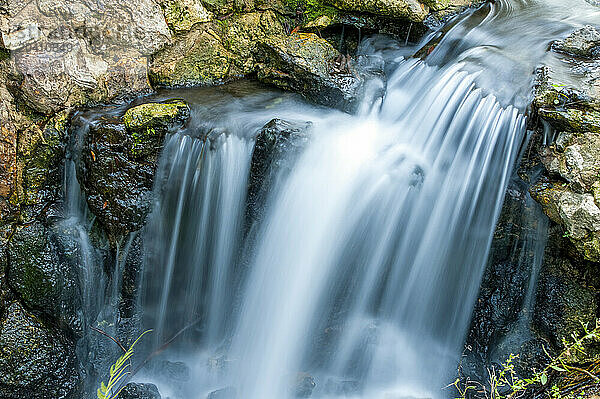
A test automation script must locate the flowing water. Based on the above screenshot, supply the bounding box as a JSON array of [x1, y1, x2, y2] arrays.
[[63, 0, 600, 397]]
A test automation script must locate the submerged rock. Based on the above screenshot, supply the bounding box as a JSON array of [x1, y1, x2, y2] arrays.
[[0, 302, 79, 399], [117, 382, 161, 399], [292, 372, 316, 397], [247, 118, 312, 227], [207, 386, 236, 399], [256, 32, 366, 112]]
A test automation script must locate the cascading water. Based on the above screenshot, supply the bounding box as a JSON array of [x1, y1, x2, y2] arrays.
[[63, 0, 599, 397]]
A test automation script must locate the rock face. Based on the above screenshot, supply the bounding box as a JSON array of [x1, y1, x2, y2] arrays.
[[256, 32, 366, 112], [79, 100, 190, 241], [0, 301, 80, 399], [531, 25, 600, 262], [1, 0, 171, 114], [326, 0, 429, 21]]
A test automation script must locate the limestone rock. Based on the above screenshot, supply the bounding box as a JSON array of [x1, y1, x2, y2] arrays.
[[0, 301, 79, 398], [1, 0, 171, 113], [256, 32, 365, 112]]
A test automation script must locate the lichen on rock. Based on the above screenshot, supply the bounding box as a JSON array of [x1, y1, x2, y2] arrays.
[[325, 0, 429, 21]]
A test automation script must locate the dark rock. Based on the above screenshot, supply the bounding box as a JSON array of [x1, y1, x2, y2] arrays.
[[146, 359, 191, 383], [6, 222, 83, 335], [0, 301, 80, 399], [256, 32, 366, 113], [292, 372, 316, 397], [247, 118, 312, 227], [207, 386, 236, 399], [117, 382, 161, 399], [79, 100, 190, 242]]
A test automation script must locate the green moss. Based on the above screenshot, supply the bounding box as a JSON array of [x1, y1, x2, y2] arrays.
[[285, 0, 339, 23], [540, 108, 600, 134], [0, 48, 9, 61], [160, 0, 212, 33]]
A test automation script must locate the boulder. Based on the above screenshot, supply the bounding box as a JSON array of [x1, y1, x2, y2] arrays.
[[117, 382, 161, 399], [157, 0, 213, 33], [149, 11, 285, 87], [0, 301, 79, 399], [326, 0, 429, 21], [255, 32, 365, 112], [552, 25, 600, 59], [1, 0, 171, 114], [247, 118, 312, 227], [123, 100, 190, 159], [6, 222, 83, 334], [79, 100, 190, 241]]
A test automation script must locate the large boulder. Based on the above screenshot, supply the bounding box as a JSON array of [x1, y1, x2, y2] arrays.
[[256, 32, 366, 112], [79, 100, 190, 241], [552, 25, 600, 59], [6, 222, 83, 334], [117, 382, 161, 399], [1, 0, 171, 114], [149, 11, 285, 87], [247, 118, 312, 227], [0, 301, 80, 398]]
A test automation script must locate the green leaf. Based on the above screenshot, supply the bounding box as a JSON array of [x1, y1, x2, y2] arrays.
[[550, 365, 567, 372], [541, 373, 548, 386]]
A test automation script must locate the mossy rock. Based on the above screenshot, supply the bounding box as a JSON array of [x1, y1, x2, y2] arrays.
[[0, 302, 80, 398], [123, 100, 190, 158], [158, 0, 212, 33], [6, 222, 83, 335], [325, 0, 428, 21], [286, 0, 340, 23]]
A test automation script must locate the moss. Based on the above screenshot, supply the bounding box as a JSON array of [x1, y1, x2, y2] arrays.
[[123, 100, 190, 157], [539, 108, 600, 134], [285, 0, 339, 23], [160, 0, 212, 33], [0, 48, 9, 61]]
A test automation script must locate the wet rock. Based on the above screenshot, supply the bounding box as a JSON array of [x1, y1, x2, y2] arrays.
[[256, 32, 365, 112], [534, 253, 597, 349], [207, 386, 236, 399], [2, 0, 171, 114], [149, 11, 285, 87], [117, 382, 161, 399], [326, 0, 429, 21], [552, 25, 600, 58], [292, 372, 316, 397], [0, 301, 79, 399], [247, 118, 312, 226], [80, 100, 190, 241], [123, 100, 190, 159], [6, 222, 83, 334], [146, 359, 191, 383]]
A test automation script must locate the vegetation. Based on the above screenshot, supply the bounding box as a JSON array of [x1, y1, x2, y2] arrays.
[[451, 320, 600, 399], [97, 330, 153, 399]]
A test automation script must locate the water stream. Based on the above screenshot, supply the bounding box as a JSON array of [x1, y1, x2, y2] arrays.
[[62, 0, 600, 397]]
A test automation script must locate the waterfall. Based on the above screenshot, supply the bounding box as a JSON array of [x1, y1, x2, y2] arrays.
[[55, 0, 599, 397]]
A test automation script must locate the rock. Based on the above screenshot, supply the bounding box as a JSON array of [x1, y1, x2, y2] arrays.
[[0, 301, 79, 398], [157, 0, 213, 33], [2, 0, 171, 114], [292, 372, 316, 397], [149, 11, 285, 87], [530, 181, 600, 262], [6, 222, 83, 334], [534, 255, 597, 350], [326, 0, 429, 21], [145, 359, 191, 383], [256, 32, 365, 112], [539, 131, 600, 193], [324, 378, 360, 395], [117, 382, 161, 399], [123, 100, 190, 159], [80, 100, 190, 241], [552, 25, 600, 58], [247, 118, 312, 227], [207, 386, 236, 399]]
